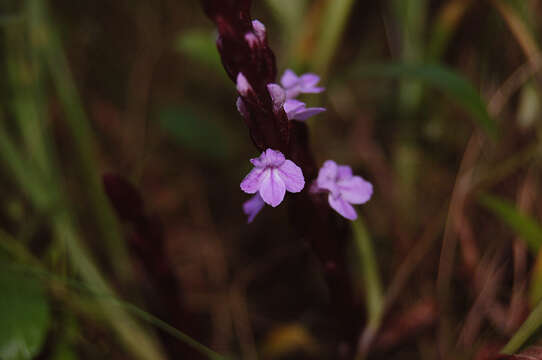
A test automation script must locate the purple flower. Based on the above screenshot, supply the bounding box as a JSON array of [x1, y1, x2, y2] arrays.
[[267, 84, 326, 121], [283, 99, 326, 121], [280, 69, 325, 99], [315, 160, 373, 220], [240, 149, 305, 207], [243, 193, 265, 223]]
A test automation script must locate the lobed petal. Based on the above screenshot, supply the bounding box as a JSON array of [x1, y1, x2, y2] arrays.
[[243, 193, 265, 223], [289, 107, 326, 121], [249, 151, 267, 168], [240, 167, 268, 194], [277, 159, 305, 193], [316, 160, 338, 192], [259, 169, 286, 207], [283, 99, 305, 119], [280, 69, 298, 88], [337, 176, 373, 204], [299, 73, 320, 87], [263, 148, 285, 167], [337, 165, 353, 181], [328, 194, 358, 220], [284, 87, 301, 99]]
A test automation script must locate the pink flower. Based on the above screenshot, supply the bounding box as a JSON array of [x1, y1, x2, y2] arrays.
[[280, 69, 325, 99], [314, 160, 373, 220], [240, 149, 305, 207]]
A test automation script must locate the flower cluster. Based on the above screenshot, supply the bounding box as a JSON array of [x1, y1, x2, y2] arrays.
[[201, 7, 373, 223], [237, 47, 372, 222]]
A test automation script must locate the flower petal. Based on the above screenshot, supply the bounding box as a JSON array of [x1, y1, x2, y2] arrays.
[[337, 165, 353, 181], [283, 99, 305, 119], [259, 169, 286, 207], [240, 167, 268, 194], [243, 193, 265, 223], [280, 69, 298, 88], [299, 73, 320, 87], [337, 176, 373, 204], [316, 160, 338, 192], [277, 159, 305, 193], [289, 107, 326, 121], [249, 151, 266, 168], [328, 194, 358, 220], [263, 149, 285, 167]]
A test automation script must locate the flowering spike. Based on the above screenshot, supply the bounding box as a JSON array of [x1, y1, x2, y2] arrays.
[[240, 149, 304, 207], [314, 160, 372, 220]]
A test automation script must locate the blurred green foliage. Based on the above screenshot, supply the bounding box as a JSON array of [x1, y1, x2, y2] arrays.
[[0, 263, 50, 360], [2, 0, 542, 359]]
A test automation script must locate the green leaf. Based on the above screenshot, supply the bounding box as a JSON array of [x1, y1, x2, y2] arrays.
[[352, 217, 384, 329], [501, 296, 542, 354], [159, 106, 232, 159], [0, 262, 50, 360], [479, 193, 542, 253], [174, 30, 222, 72], [352, 63, 498, 138]]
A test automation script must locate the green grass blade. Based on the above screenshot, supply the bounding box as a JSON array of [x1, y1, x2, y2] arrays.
[[0, 260, 51, 360], [0, 233, 230, 360], [352, 217, 384, 332], [501, 298, 542, 354], [351, 63, 498, 138], [311, 0, 356, 77], [478, 193, 542, 254], [26, 0, 131, 282], [479, 193, 542, 304]]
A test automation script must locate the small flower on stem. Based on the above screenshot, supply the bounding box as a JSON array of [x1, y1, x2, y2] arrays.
[[283, 99, 326, 121], [251, 20, 266, 42], [240, 149, 304, 207], [314, 160, 373, 220], [236, 72, 253, 96], [267, 84, 326, 121], [280, 69, 325, 99]]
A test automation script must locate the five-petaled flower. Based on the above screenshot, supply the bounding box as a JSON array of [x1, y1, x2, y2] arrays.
[[314, 160, 373, 220], [240, 149, 305, 207], [280, 69, 325, 99]]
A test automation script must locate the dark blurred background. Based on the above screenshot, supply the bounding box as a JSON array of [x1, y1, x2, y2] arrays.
[[2, 0, 542, 359]]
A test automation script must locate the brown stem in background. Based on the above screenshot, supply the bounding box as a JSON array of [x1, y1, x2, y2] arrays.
[[506, 167, 537, 332], [437, 132, 484, 358]]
